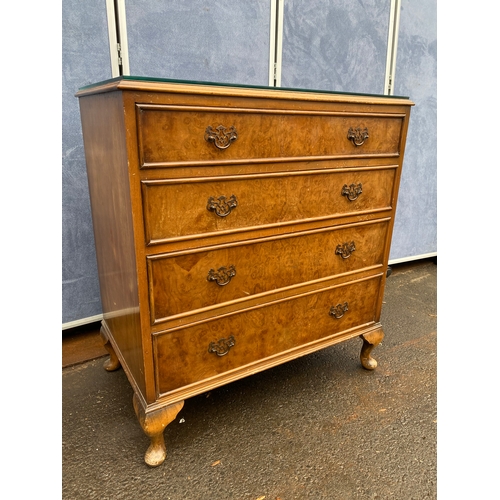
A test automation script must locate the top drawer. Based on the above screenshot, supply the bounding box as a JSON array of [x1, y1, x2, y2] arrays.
[[136, 104, 405, 168]]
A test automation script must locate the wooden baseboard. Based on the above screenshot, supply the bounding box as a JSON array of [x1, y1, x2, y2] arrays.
[[62, 321, 107, 368]]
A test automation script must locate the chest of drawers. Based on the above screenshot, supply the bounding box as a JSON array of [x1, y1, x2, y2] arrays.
[[76, 77, 413, 467]]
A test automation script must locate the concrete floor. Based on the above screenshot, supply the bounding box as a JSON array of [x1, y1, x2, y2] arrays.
[[62, 259, 437, 500]]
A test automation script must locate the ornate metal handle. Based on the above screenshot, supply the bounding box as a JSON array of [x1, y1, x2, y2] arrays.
[[335, 241, 356, 259], [207, 195, 238, 217], [208, 335, 235, 356], [329, 302, 349, 319], [341, 183, 363, 201], [207, 265, 236, 286], [347, 127, 369, 146], [205, 125, 238, 150]]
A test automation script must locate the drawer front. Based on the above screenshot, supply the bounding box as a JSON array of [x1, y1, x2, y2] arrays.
[[154, 274, 382, 395], [148, 219, 389, 322], [137, 105, 404, 167], [142, 168, 396, 244]]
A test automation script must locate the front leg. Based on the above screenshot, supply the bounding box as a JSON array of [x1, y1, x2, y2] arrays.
[[360, 329, 384, 370], [133, 394, 184, 467]]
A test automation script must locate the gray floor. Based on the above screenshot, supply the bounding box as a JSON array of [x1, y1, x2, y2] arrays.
[[62, 259, 437, 500]]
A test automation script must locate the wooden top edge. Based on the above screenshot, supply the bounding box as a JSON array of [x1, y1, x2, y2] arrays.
[[75, 77, 414, 106]]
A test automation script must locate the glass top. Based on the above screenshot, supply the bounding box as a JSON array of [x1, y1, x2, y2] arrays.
[[79, 75, 410, 100]]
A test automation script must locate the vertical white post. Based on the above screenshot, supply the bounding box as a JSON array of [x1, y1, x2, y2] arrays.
[[115, 0, 130, 75], [269, 0, 284, 87], [105, 0, 120, 77], [384, 0, 401, 95], [275, 0, 284, 87], [105, 0, 130, 77], [269, 0, 277, 86]]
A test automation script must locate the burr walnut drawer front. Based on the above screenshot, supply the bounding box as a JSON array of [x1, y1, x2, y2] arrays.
[[147, 219, 389, 322], [141, 168, 396, 245], [154, 273, 382, 395], [136, 104, 405, 167]]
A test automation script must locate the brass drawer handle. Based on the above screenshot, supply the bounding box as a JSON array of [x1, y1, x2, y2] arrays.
[[205, 125, 238, 150], [207, 265, 236, 286], [207, 195, 238, 217], [208, 335, 235, 356], [329, 302, 348, 319], [347, 127, 369, 146], [341, 183, 363, 201], [335, 241, 356, 259]]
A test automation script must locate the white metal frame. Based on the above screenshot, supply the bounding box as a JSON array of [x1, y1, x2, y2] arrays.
[[63, 314, 103, 331], [389, 252, 437, 266], [116, 0, 130, 75], [269, 0, 284, 87], [384, 0, 401, 95], [105, 0, 130, 77], [105, 0, 120, 76]]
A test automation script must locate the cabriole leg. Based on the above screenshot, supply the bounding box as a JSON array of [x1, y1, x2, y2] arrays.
[[360, 329, 384, 370], [133, 394, 184, 467], [100, 325, 121, 371]]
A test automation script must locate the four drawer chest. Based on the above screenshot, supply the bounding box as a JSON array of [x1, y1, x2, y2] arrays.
[[76, 76, 413, 466]]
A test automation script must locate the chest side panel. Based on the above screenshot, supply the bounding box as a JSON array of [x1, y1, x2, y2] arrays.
[[78, 92, 147, 397]]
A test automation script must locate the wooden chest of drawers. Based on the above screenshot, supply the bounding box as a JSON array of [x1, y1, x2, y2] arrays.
[[76, 77, 413, 467]]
